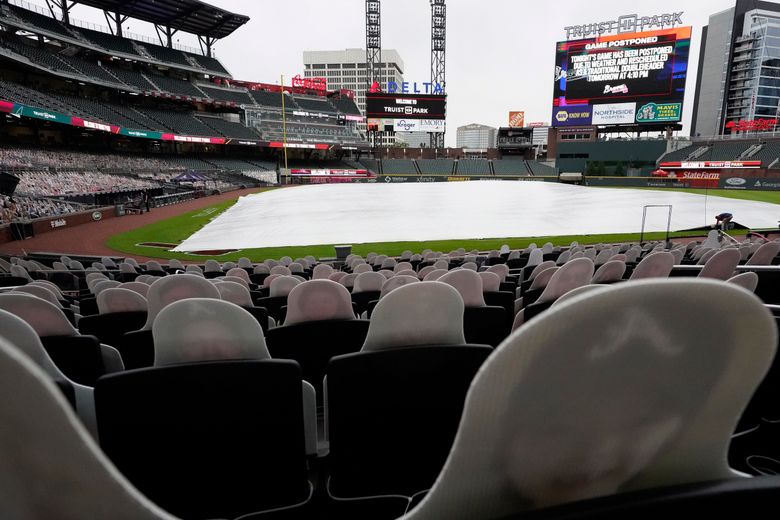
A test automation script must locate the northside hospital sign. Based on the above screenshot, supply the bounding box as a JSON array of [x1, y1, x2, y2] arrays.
[[564, 12, 684, 40]]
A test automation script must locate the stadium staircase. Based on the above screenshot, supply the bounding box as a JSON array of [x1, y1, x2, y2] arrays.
[[740, 144, 763, 158], [130, 41, 154, 60], [139, 72, 161, 92], [687, 146, 711, 160]]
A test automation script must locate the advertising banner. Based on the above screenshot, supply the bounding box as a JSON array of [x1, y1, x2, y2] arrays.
[[268, 142, 330, 150], [161, 135, 226, 144], [393, 119, 446, 132], [635, 102, 681, 122], [119, 128, 163, 139], [71, 118, 120, 134], [508, 111, 525, 128], [552, 105, 593, 126], [14, 104, 71, 125], [718, 177, 780, 191], [290, 169, 369, 176], [225, 138, 261, 146], [592, 102, 636, 125], [659, 161, 762, 169]]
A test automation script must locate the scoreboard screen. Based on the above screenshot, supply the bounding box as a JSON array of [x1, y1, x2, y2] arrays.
[[551, 26, 691, 126], [365, 93, 446, 120]]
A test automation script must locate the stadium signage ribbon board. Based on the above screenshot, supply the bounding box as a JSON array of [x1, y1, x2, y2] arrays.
[[164, 135, 226, 144], [290, 169, 369, 177], [365, 93, 446, 120], [7, 103, 70, 125], [0, 99, 341, 151], [120, 129, 163, 139], [268, 142, 330, 150], [660, 161, 762, 169], [552, 26, 690, 127], [564, 12, 684, 39]]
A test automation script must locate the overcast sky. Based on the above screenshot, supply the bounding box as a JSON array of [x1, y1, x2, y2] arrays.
[[50, 0, 741, 146]]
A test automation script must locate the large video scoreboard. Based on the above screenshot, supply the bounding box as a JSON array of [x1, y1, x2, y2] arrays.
[[551, 26, 691, 127], [365, 93, 446, 119]]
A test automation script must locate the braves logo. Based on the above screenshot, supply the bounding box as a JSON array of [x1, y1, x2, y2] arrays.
[[603, 84, 629, 94]]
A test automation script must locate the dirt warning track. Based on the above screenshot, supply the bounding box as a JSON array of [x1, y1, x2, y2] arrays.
[[0, 188, 262, 262]]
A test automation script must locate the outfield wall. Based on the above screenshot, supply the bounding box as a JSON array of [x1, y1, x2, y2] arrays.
[[351, 174, 780, 190]]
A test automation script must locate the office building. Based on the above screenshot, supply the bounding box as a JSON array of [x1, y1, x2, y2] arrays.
[[692, 0, 780, 136], [456, 123, 497, 149], [303, 48, 404, 146]]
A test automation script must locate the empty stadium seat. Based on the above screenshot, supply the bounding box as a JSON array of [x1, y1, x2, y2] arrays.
[[0, 294, 120, 386], [326, 343, 492, 501], [96, 357, 311, 518], [265, 281, 369, 404], [401, 279, 777, 520], [97, 297, 317, 515], [0, 334, 184, 519], [0, 309, 97, 435], [118, 274, 220, 369], [439, 269, 508, 347]]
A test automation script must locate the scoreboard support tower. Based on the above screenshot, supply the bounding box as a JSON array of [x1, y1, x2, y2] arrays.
[[430, 0, 446, 149]]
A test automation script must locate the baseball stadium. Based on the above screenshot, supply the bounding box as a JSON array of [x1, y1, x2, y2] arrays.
[[1, 0, 780, 519]]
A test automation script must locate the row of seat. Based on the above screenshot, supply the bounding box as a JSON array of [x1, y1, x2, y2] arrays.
[[0, 277, 778, 518]]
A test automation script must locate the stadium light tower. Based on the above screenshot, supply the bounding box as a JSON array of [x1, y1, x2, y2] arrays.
[[365, 1, 382, 90], [430, 0, 446, 149], [366, 0, 382, 147]]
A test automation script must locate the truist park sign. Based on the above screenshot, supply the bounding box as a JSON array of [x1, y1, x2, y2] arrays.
[[564, 12, 684, 40]]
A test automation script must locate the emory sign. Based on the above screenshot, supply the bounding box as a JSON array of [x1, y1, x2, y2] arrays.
[[564, 12, 684, 40]]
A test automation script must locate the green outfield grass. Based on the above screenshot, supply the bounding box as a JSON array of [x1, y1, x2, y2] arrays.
[[604, 187, 780, 205], [105, 186, 776, 262]]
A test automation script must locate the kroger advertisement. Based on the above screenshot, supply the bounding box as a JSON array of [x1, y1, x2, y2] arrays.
[[551, 26, 690, 127]]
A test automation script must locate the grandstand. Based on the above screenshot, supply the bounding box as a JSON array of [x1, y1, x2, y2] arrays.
[[491, 159, 530, 176], [382, 159, 419, 174], [0, 1, 366, 153], [417, 159, 455, 175], [0, 0, 238, 77], [455, 159, 491, 175], [655, 138, 780, 167]]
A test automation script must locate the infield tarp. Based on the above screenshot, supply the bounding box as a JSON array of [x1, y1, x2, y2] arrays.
[[172, 181, 780, 251]]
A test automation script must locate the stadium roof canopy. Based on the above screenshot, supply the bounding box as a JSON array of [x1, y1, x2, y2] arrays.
[[73, 0, 249, 39]]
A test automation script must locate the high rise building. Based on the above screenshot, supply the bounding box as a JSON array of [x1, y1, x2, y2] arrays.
[[692, 0, 780, 136], [303, 48, 404, 146], [456, 123, 497, 149]]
